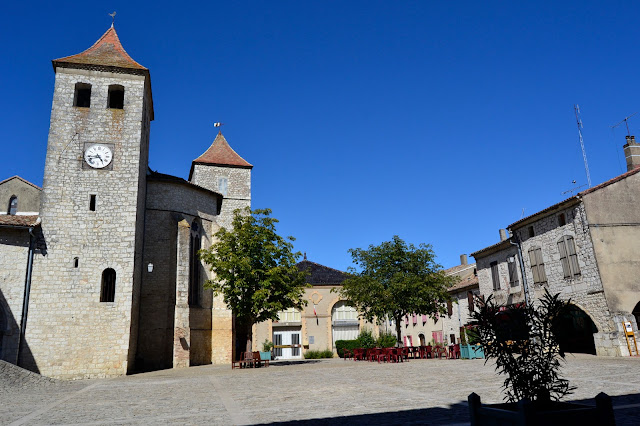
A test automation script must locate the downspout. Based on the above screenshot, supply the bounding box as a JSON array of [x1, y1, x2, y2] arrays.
[[17, 226, 36, 365], [508, 231, 530, 305]]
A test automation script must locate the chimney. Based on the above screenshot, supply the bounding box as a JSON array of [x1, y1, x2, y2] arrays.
[[460, 254, 468, 265], [623, 135, 640, 171], [499, 229, 508, 241]]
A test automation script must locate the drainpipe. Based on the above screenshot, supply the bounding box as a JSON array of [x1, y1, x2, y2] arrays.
[[508, 231, 530, 306], [17, 226, 36, 365]]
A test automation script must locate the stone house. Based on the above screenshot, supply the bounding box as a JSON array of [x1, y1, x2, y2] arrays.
[[253, 257, 380, 358], [0, 25, 252, 378], [399, 255, 480, 346], [471, 136, 640, 357]]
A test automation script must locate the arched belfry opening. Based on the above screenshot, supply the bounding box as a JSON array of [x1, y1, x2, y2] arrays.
[[554, 304, 597, 355]]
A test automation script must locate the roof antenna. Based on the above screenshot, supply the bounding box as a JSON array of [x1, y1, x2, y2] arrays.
[[109, 11, 116, 27], [574, 105, 592, 188], [214, 122, 225, 134], [610, 112, 637, 136]]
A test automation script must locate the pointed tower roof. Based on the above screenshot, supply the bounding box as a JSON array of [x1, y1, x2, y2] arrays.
[[192, 132, 253, 169], [52, 26, 147, 73]]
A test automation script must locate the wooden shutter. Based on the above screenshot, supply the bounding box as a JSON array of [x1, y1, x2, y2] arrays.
[[566, 236, 580, 277], [491, 261, 500, 290], [557, 237, 570, 278], [467, 291, 474, 314], [535, 248, 547, 283], [529, 248, 540, 284], [447, 301, 453, 316], [508, 256, 519, 287]]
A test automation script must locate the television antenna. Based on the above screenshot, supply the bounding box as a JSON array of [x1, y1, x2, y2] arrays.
[[610, 112, 637, 136], [562, 180, 587, 197], [574, 105, 592, 188]]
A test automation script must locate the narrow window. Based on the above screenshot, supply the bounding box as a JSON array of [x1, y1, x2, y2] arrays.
[[74, 83, 91, 108], [507, 255, 519, 287], [107, 85, 124, 109], [528, 247, 547, 285], [218, 177, 228, 196], [100, 268, 116, 302], [189, 222, 201, 306], [558, 213, 566, 226], [73, 257, 79, 268], [528, 226, 535, 238], [7, 195, 17, 215], [558, 235, 581, 278], [89, 194, 96, 211], [490, 261, 500, 290], [447, 300, 453, 317]]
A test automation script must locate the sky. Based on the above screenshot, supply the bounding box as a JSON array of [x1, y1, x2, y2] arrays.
[[1, 1, 639, 272]]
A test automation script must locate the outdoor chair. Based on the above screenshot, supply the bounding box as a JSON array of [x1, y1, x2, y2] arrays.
[[343, 348, 353, 360], [424, 345, 433, 359], [353, 348, 366, 361], [452, 344, 461, 359]]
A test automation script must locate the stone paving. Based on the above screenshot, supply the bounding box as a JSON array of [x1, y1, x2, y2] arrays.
[[2, 354, 640, 425]]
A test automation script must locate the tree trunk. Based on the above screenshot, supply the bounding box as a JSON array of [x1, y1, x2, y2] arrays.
[[395, 314, 403, 347], [245, 320, 253, 354]]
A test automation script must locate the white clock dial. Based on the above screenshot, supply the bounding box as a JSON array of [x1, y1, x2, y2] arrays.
[[84, 144, 113, 169]]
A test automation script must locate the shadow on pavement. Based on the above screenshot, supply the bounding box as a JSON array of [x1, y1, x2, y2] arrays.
[[269, 360, 323, 367], [257, 392, 640, 425]]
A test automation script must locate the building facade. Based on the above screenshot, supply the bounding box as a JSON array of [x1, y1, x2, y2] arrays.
[[0, 26, 252, 378], [472, 137, 640, 357]]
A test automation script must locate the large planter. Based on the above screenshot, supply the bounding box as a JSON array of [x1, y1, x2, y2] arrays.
[[259, 351, 271, 361], [468, 392, 614, 426], [461, 344, 484, 359]]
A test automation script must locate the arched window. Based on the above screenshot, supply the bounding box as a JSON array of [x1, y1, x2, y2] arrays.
[[74, 82, 91, 108], [100, 268, 116, 302], [189, 220, 201, 306], [7, 195, 17, 215], [107, 84, 125, 109], [331, 301, 359, 350], [558, 235, 580, 278]]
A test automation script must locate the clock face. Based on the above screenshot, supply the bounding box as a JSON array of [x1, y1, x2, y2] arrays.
[[84, 144, 113, 169]]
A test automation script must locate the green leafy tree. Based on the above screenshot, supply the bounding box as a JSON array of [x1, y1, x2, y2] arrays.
[[200, 208, 308, 356], [336, 236, 455, 346]]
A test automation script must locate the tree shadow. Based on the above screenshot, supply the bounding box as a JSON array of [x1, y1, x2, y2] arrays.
[[269, 360, 323, 367]]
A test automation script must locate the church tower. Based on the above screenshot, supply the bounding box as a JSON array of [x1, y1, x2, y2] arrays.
[[189, 132, 252, 230], [24, 26, 153, 378]]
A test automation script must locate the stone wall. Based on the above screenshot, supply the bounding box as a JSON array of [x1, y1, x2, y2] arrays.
[[475, 243, 523, 306], [0, 178, 41, 215], [0, 229, 30, 363], [190, 164, 251, 230], [24, 68, 150, 379]]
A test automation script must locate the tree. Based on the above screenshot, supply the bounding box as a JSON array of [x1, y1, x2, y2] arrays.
[[200, 208, 308, 356], [336, 236, 455, 346]]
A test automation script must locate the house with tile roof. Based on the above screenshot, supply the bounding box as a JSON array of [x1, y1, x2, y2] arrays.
[[471, 135, 640, 357], [0, 25, 252, 378]]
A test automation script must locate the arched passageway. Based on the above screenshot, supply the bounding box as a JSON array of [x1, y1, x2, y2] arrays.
[[555, 304, 597, 355], [632, 301, 640, 330]]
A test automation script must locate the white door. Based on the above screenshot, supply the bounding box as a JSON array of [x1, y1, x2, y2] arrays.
[[273, 328, 302, 360]]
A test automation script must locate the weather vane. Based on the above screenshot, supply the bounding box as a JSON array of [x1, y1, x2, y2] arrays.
[[214, 122, 225, 132], [109, 11, 116, 27]]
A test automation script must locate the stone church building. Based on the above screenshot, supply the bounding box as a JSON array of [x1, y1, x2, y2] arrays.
[[0, 26, 252, 379]]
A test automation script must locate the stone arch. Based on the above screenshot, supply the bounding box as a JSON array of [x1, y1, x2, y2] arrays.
[[555, 302, 599, 355], [632, 301, 640, 330]]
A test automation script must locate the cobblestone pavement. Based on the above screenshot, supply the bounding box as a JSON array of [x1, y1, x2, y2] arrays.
[[2, 354, 640, 425]]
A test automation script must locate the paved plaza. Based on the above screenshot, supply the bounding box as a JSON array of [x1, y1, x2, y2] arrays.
[[2, 354, 640, 425]]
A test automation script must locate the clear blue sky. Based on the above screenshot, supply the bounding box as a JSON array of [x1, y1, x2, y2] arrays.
[[2, 1, 638, 271]]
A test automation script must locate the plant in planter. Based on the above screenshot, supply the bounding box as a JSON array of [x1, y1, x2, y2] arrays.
[[468, 289, 614, 425], [260, 339, 274, 361]]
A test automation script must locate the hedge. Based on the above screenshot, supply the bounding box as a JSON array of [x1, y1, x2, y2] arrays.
[[335, 339, 359, 358]]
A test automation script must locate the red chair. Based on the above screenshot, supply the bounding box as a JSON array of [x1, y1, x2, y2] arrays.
[[354, 348, 366, 361], [452, 343, 461, 359], [424, 345, 433, 359], [343, 348, 353, 360]]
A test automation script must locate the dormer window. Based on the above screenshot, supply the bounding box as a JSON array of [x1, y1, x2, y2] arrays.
[[107, 85, 124, 109], [7, 195, 17, 215], [74, 83, 91, 108]]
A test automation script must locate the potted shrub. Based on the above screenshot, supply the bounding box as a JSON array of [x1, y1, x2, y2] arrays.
[[467, 289, 614, 425], [260, 339, 273, 361]]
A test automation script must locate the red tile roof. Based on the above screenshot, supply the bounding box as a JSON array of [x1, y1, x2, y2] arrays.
[[52, 26, 147, 72], [0, 215, 40, 228], [193, 132, 253, 169]]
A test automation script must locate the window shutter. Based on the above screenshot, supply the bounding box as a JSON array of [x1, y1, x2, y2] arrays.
[[566, 236, 580, 276], [508, 256, 519, 287], [467, 291, 474, 313], [535, 248, 547, 283], [491, 261, 500, 290], [529, 249, 540, 284], [557, 237, 570, 278], [412, 314, 417, 325], [422, 314, 427, 323], [447, 301, 453, 316]]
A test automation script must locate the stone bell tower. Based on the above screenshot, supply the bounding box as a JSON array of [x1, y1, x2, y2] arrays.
[[24, 25, 153, 378]]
